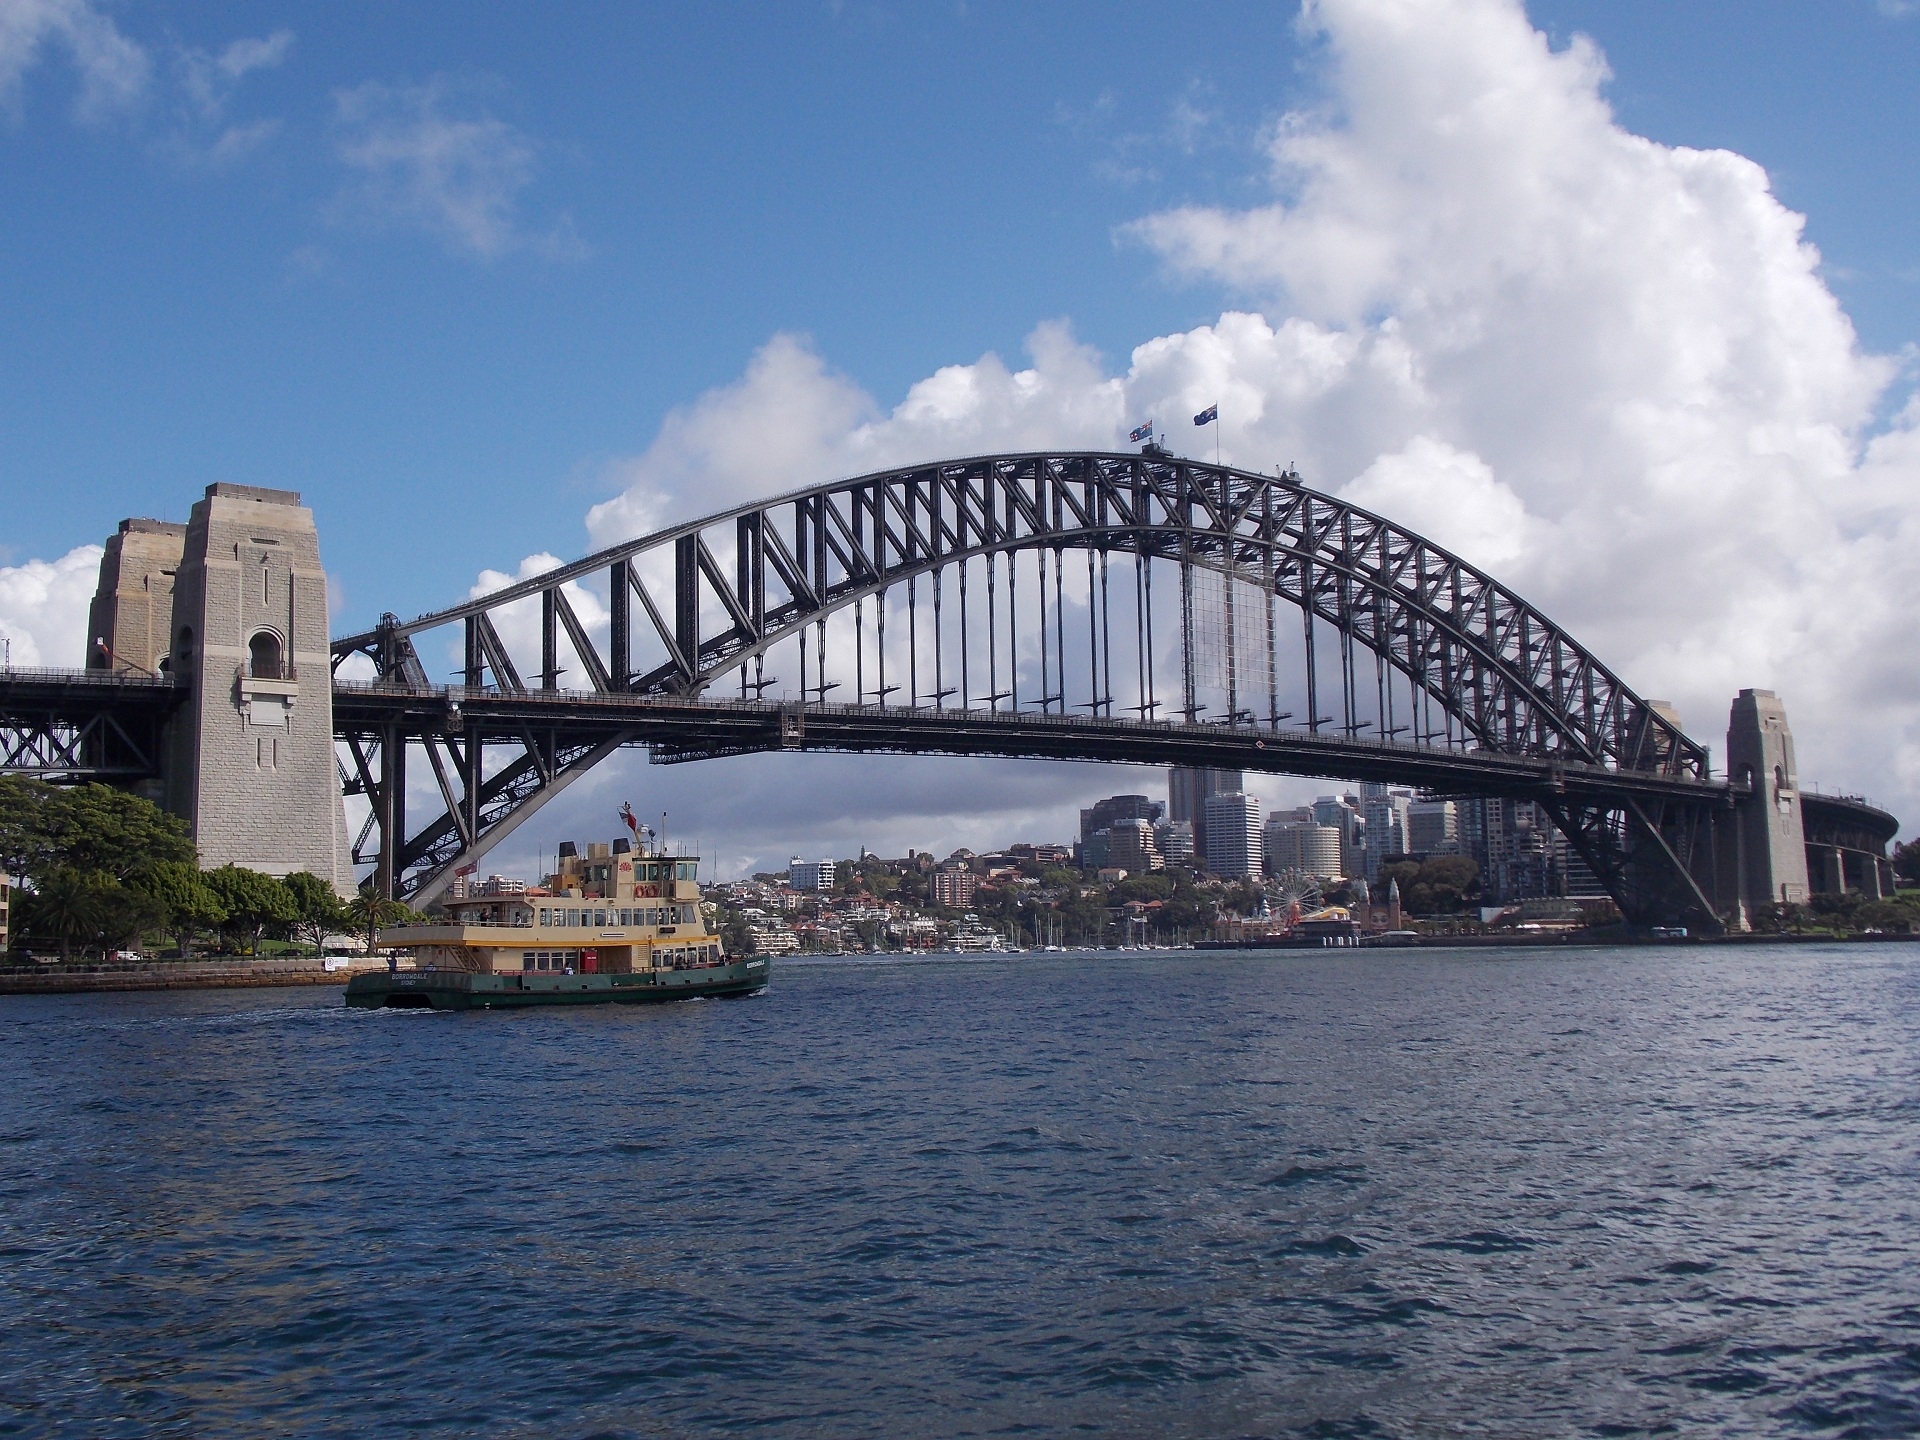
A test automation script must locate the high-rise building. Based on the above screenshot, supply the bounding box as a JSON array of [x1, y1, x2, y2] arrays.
[[930, 869, 980, 907], [1311, 795, 1368, 879], [1155, 820, 1195, 867], [1406, 800, 1459, 855], [1203, 791, 1263, 878], [1079, 794, 1165, 843], [1170, 767, 1243, 866], [788, 857, 842, 892], [1360, 782, 1414, 881], [1265, 820, 1343, 880], [1459, 797, 1564, 903], [1103, 819, 1163, 874]]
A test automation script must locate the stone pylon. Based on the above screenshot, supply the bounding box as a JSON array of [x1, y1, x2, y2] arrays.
[[86, 519, 188, 680], [1724, 689, 1810, 912], [141, 485, 355, 894]]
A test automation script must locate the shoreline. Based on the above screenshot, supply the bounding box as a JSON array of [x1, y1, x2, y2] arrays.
[[5, 930, 1915, 995], [0, 959, 368, 996]]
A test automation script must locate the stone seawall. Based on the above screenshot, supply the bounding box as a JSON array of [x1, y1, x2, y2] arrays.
[[0, 961, 365, 995]]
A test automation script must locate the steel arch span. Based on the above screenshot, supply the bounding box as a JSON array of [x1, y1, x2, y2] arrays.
[[330, 450, 1728, 927]]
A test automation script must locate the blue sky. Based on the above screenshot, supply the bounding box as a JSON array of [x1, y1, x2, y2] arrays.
[[4, 1, 1917, 625], [5, 0, 1920, 874]]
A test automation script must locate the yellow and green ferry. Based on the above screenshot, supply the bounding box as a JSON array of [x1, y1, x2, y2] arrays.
[[346, 834, 767, 1010]]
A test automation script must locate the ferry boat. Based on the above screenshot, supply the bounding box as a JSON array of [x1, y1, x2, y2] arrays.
[[346, 832, 767, 1011]]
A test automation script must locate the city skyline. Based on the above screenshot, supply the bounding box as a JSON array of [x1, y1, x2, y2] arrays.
[[3, 1, 1919, 879]]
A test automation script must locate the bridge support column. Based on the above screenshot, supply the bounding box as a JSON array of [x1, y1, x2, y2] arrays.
[[1723, 689, 1810, 915], [1817, 846, 1846, 896], [99, 485, 354, 895]]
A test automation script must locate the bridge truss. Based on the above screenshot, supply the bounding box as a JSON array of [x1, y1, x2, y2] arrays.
[[330, 450, 1728, 927], [0, 669, 180, 784]]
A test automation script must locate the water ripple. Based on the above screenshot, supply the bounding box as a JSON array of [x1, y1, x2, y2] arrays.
[[1, 943, 1917, 1436]]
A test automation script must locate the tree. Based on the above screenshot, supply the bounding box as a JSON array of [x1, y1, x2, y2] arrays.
[[1381, 856, 1481, 916], [22, 867, 107, 961], [284, 872, 351, 956], [203, 866, 298, 954], [18, 867, 161, 961], [347, 890, 413, 953], [0, 776, 57, 881], [38, 784, 194, 881], [132, 860, 228, 957], [1892, 838, 1920, 887]]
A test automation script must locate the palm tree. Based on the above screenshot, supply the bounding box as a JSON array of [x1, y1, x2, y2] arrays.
[[347, 891, 410, 955], [29, 868, 106, 962]]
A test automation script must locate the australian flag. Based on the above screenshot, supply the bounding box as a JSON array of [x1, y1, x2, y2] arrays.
[[1193, 404, 1218, 426], [1129, 420, 1154, 443]]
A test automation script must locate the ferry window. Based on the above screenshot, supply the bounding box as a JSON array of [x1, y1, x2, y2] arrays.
[[618, 909, 630, 926], [594, 909, 606, 927], [538, 908, 549, 925], [521, 952, 534, 970], [567, 909, 579, 926]]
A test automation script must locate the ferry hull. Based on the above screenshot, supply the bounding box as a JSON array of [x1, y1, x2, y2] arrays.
[[346, 957, 770, 1011]]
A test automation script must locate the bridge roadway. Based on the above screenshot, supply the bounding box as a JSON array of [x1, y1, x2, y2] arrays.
[[329, 679, 1734, 808], [0, 661, 1744, 808]]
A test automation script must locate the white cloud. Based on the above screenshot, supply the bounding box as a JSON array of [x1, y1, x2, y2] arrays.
[[330, 77, 573, 261], [0, 544, 101, 668], [570, 0, 1920, 832], [15, 0, 1920, 867], [0, 0, 149, 123], [167, 28, 289, 166], [1342, 436, 1536, 571], [585, 323, 1125, 548]]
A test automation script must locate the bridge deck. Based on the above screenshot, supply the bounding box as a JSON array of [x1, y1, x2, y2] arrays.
[[330, 681, 1733, 806]]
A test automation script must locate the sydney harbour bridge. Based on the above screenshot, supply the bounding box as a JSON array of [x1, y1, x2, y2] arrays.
[[0, 449, 1899, 933]]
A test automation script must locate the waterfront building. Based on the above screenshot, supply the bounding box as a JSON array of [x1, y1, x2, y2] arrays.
[[740, 909, 801, 956], [931, 868, 980, 908], [788, 857, 842, 893], [1170, 767, 1243, 866], [1407, 800, 1459, 855], [1203, 791, 1263, 879]]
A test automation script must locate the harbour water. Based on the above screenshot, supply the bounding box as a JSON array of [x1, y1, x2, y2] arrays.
[[2, 944, 1917, 1437]]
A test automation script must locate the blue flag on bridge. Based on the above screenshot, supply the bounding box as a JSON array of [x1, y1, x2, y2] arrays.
[[1193, 404, 1218, 426], [1129, 420, 1154, 443]]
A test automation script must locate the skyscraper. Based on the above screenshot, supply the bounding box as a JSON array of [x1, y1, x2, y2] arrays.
[[1203, 791, 1263, 879], [1360, 781, 1413, 881], [1170, 767, 1243, 864]]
